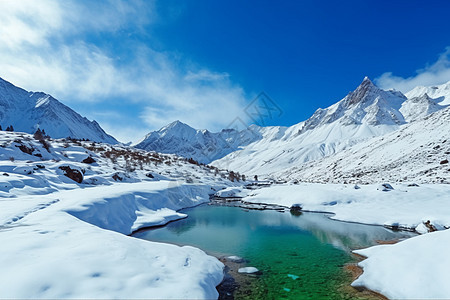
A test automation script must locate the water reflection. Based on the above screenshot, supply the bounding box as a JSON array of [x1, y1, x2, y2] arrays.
[[133, 204, 415, 254]]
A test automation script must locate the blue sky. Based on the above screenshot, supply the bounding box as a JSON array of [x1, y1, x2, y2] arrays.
[[0, 0, 450, 142]]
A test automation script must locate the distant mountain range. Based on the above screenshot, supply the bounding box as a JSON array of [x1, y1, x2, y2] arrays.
[[0, 77, 117, 144], [213, 77, 450, 175], [136, 77, 450, 181], [134, 120, 266, 164], [278, 104, 450, 184], [2, 74, 449, 183]]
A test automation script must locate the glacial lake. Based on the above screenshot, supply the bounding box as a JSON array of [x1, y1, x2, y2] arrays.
[[133, 204, 415, 299]]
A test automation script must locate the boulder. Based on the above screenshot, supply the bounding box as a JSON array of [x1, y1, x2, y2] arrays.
[[58, 166, 83, 183], [226, 256, 245, 263], [377, 183, 394, 191], [82, 156, 96, 164], [238, 267, 260, 274]]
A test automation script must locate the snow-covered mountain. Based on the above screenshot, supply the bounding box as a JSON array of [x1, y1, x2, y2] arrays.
[[213, 77, 414, 174], [134, 120, 272, 164], [0, 77, 118, 144], [300, 76, 407, 131], [399, 93, 445, 122], [405, 80, 450, 106], [135, 77, 449, 177], [278, 105, 450, 184]]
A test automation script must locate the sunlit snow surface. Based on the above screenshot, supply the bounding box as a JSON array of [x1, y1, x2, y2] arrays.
[[0, 131, 240, 299], [233, 183, 450, 299], [1, 128, 450, 299]]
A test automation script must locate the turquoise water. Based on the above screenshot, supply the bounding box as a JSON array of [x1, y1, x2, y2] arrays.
[[133, 205, 414, 299]]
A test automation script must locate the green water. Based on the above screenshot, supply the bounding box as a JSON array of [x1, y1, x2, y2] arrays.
[[133, 205, 414, 299]]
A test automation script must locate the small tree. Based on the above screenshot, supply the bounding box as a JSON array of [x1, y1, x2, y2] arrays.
[[41, 129, 50, 139], [34, 128, 44, 141], [242, 174, 246, 181], [34, 128, 50, 152], [228, 171, 236, 182], [188, 157, 199, 165], [235, 172, 240, 182], [254, 175, 258, 181]]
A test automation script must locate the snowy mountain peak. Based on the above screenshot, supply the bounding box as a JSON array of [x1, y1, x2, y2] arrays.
[[400, 92, 446, 122], [300, 77, 407, 134], [163, 120, 190, 130], [135, 121, 266, 164], [406, 80, 450, 106], [159, 120, 197, 136], [0, 77, 118, 144], [344, 76, 406, 110], [345, 76, 379, 106], [360, 76, 375, 86], [214, 77, 439, 175]]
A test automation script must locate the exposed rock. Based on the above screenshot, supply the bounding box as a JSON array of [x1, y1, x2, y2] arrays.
[[226, 256, 245, 263], [289, 204, 303, 216], [82, 156, 96, 164], [377, 183, 394, 191], [238, 267, 261, 275], [424, 220, 437, 232], [112, 173, 123, 181], [290, 204, 302, 211], [58, 166, 83, 183], [16, 144, 34, 155]]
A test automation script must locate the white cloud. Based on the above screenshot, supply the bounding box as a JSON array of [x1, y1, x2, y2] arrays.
[[184, 70, 230, 82], [0, 0, 250, 141], [0, 0, 151, 100], [140, 82, 249, 131], [376, 47, 450, 92]]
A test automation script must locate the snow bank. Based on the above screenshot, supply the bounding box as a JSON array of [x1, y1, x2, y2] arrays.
[[241, 183, 450, 299], [65, 181, 212, 235], [242, 183, 450, 230], [0, 211, 223, 299], [353, 229, 450, 299], [0, 181, 224, 299], [0, 132, 241, 299], [215, 187, 250, 198]]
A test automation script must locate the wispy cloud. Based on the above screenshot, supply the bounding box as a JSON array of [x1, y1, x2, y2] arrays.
[[0, 0, 250, 142], [376, 47, 450, 92]]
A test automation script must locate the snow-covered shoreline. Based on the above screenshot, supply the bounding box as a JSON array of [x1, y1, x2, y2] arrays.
[[237, 183, 450, 231], [231, 183, 450, 299], [1, 129, 449, 299], [353, 229, 450, 299], [0, 181, 225, 299], [0, 131, 245, 299]]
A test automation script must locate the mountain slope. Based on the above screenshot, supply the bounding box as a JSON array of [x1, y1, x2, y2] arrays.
[[134, 120, 281, 164], [278, 106, 450, 184], [0, 77, 118, 144], [405, 81, 450, 106], [400, 93, 445, 122], [213, 77, 410, 175]]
